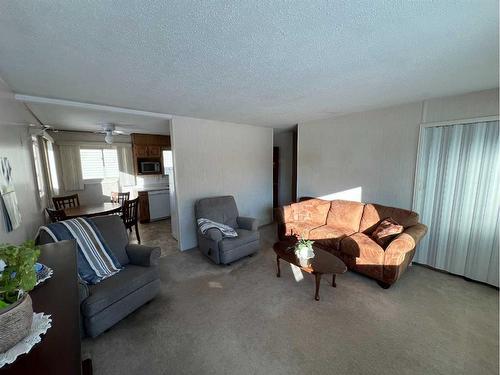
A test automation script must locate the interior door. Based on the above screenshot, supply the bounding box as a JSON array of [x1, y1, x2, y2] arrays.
[[273, 147, 279, 209]]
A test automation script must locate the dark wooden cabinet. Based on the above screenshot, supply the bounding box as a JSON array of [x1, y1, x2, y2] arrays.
[[2, 241, 84, 374], [138, 191, 150, 223], [134, 144, 149, 158], [147, 145, 161, 157], [131, 133, 171, 176]]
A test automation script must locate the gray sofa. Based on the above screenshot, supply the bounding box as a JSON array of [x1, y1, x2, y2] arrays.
[[38, 215, 161, 338], [195, 196, 260, 265]]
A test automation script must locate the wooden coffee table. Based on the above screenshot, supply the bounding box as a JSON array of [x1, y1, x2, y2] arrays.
[[273, 240, 347, 301]]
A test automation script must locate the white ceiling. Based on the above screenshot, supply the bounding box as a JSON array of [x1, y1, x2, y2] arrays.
[[25, 102, 170, 135], [0, 1, 498, 128]]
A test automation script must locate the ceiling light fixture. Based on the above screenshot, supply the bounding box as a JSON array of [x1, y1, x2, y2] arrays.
[[102, 124, 115, 144]]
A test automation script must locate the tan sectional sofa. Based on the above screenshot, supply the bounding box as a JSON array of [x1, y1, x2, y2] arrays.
[[276, 199, 428, 288]]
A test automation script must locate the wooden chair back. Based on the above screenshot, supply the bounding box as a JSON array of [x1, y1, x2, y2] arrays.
[[111, 192, 130, 205], [46, 208, 67, 223], [52, 194, 80, 210], [122, 197, 141, 243], [122, 197, 139, 229]]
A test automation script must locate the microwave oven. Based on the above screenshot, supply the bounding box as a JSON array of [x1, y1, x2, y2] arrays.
[[140, 161, 161, 174]]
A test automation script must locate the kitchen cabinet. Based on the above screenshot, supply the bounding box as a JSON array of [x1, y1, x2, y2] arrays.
[[138, 191, 150, 223], [134, 144, 149, 158], [131, 133, 171, 175], [137, 189, 170, 223], [147, 145, 161, 157]]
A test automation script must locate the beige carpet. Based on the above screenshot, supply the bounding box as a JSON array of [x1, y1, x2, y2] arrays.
[[84, 222, 499, 375]]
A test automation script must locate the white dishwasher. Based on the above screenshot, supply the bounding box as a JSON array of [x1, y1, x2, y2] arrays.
[[148, 189, 170, 221]]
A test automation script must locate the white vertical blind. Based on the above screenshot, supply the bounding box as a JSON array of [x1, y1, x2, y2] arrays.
[[116, 145, 136, 187], [413, 120, 499, 286]]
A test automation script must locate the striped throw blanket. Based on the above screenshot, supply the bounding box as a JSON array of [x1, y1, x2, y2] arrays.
[[38, 217, 122, 284], [197, 218, 238, 238]]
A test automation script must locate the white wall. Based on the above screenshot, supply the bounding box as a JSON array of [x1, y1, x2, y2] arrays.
[[171, 116, 273, 250], [298, 88, 499, 210], [0, 78, 45, 244], [273, 129, 294, 206]]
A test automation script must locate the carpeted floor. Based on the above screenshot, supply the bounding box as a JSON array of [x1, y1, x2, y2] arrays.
[[83, 221, 499, 375]]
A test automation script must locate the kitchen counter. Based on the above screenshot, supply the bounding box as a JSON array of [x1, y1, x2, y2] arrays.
[[134, 186, 169, 193]]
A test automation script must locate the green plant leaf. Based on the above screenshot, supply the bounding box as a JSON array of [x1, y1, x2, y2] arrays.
[[0, 241, 40, 303]]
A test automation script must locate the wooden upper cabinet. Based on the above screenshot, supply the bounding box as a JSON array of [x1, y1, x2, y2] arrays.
[[147, 145, 161, 157], [131, 133, 170, 147], [134, 144, 149, 157], [131, 133, 171, 175]]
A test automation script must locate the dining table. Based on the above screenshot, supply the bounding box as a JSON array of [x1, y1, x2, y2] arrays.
[[63, 202, 122, 219]]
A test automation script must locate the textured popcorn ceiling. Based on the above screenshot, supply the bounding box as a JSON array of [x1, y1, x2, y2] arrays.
[[0, 1, 498, 128]]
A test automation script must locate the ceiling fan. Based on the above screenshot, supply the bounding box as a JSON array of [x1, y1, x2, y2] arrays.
[[96, 123, 126, 144]]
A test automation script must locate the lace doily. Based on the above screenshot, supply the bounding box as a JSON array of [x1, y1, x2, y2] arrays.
[[35, 265, 53, 286], [0, 313, 52, 368]]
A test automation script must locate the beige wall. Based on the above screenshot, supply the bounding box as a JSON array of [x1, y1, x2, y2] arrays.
[[297, 88, 499, 210], [0, 78, 45, 244], [171, 116, 273, 250]]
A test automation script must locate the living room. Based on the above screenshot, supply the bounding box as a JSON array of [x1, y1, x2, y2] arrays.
[[0, 2, 498, 375]]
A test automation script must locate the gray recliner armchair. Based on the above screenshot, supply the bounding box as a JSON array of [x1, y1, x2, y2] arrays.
[[195, 196, 260, 265], [38, 215, 161, 338]]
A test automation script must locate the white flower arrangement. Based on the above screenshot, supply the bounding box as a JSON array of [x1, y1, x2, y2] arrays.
[[294, 238, 315, 260]]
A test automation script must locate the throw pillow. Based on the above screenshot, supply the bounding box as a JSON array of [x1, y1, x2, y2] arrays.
[[371, 217, 404, 248], [197, 218, 238, 238]]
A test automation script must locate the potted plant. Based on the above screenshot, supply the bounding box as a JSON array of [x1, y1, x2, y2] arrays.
[[0, 241, 39, 353], [294, 237, 315, 267]]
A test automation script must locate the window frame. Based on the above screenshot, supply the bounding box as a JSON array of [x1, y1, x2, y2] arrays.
[[79, 146, 120, 184], [31, 135, 46, 200]]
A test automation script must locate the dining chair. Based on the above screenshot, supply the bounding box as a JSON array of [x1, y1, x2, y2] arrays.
[[52, 194, 80, 210], [111, 192, 130, 205], [45, 208, 67, 223], [122, 197, 140, 243]]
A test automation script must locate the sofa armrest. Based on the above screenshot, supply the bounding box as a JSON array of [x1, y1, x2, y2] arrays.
[[384, 223, 428, 267], [237, 216, 259, 231], [275, 205, 294, 224], [126, 244, 161, 267], [382, 223, 427, 283], [78, 280, 90, 304], [200, 228, 223, 242]]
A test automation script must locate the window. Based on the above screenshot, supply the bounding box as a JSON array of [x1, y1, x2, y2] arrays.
[[162, 150, 173, 174], [31, 136, 45, 199], [80, 148, 119, 180], [45, 139, 59, 194]]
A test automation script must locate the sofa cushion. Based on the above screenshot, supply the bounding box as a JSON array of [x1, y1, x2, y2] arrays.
[[219, 228, 259, 252], [360, 204, 419, 234], [284, 222, 322, 238], [326, 200, 365, 232], [341, 233, 385, 279], [291, 198, 331, 225], [371, 218, 404, 248], [82, 265, 159, 317], [90, 215, 130, 266], [308, 225, 355, 250]]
